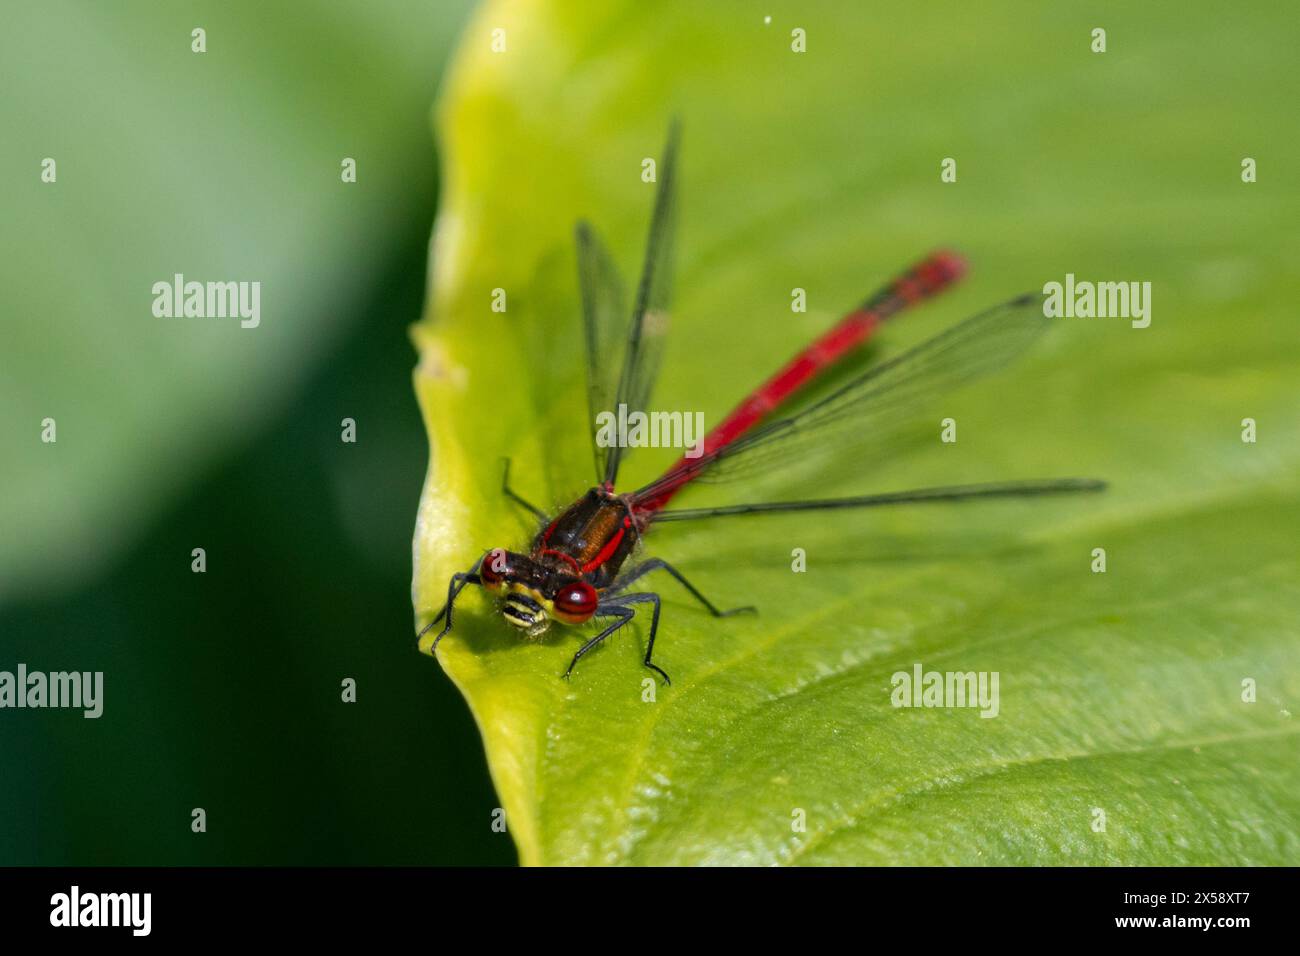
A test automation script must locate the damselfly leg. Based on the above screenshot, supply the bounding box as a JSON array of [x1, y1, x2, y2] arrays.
[[561, 560, 756, 683], [501, 458, 548, 522], [609, 558, 756, 618], [418, 553, 485, 654], [566, 591, 670, 684], [564, 604, 634, 681]]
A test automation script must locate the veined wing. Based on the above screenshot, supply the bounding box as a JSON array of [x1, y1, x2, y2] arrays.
[[632, 291, 1057, 504], [650, 478, 1106, 522], [591, 120, 680, 487], [575, 220, 628, 484]]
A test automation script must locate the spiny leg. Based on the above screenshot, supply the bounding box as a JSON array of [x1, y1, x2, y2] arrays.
[[608, 595, 670, 686], [501, 458, 549, 523], [609, 558, 756, 618], [418, 554, 485, 654], [563, 605, 634, 680]]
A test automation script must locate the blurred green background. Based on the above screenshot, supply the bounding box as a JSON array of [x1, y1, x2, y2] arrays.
[[1, 1, 511, 864]]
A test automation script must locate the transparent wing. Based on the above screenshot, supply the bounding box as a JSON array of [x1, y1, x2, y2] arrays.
[[575, 221, 628, 483], [650, 478, 1106, 522], [602, 120, 680, 486], [632, 291, 1053, 503]]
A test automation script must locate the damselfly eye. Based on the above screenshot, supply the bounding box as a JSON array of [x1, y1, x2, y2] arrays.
[[479, 549, 508, 588], [553, 580, 598, 621]]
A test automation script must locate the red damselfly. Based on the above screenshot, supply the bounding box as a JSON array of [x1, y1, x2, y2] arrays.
[[418, 124, 1105, 683]]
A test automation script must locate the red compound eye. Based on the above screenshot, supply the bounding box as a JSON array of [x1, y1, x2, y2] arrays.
[[479, 549, 508, 587], [553, 580, 598, 621]]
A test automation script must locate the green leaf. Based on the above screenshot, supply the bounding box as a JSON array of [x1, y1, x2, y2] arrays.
[[413, 1, 1300, 864]]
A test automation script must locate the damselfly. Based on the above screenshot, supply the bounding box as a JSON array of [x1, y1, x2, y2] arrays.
[[418, 123, 1105, 684]]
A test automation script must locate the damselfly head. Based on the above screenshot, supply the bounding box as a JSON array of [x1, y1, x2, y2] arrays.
[[499, 576, 600, 636], [478, 550, 551, 636]]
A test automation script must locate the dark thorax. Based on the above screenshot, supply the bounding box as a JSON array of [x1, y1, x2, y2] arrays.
[[530, 488, 641, 589]]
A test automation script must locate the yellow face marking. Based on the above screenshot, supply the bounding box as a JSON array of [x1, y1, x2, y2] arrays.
[[505, 582, 554, 616], [502, 581, 553, 636]]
